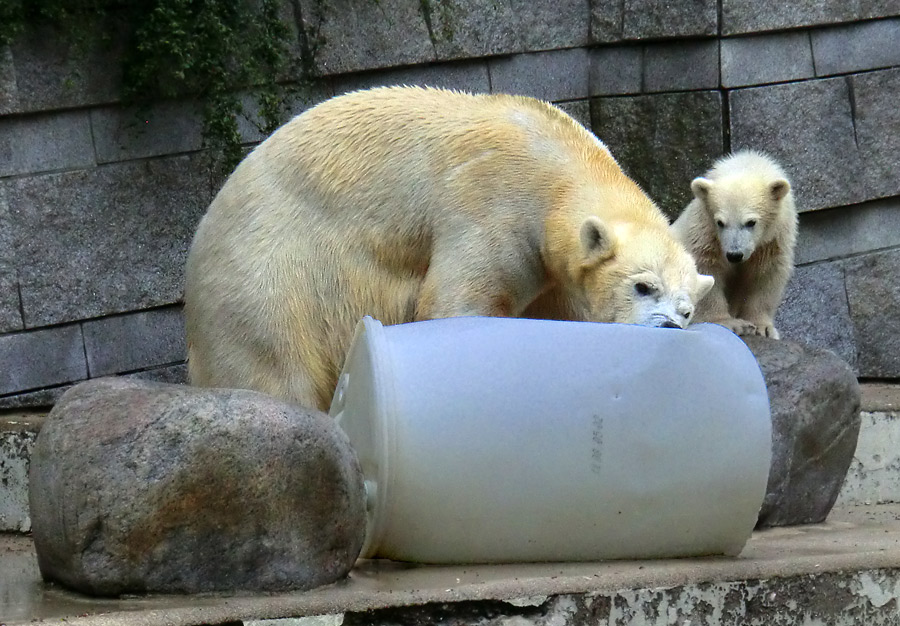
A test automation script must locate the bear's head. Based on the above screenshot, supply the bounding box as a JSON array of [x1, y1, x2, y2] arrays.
[[690, 168, 791, 265], [576, 217, 715, 329]]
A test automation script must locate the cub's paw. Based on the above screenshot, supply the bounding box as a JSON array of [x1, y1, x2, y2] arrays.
[[716, 317, 757, 336], [751, 322, 781, 340]]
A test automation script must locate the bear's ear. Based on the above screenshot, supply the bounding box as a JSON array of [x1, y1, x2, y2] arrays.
[[580, 216, 616, 266], [696, 274, 715, 301], [690, 177, 714, 203], [770, 178, 791, 202]]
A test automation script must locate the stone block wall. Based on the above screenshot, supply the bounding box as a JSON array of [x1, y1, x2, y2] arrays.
[[1, 4, 898, 408]]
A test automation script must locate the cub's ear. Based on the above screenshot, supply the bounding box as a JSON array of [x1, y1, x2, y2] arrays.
[[580, 216, 616, 266], [690, 177, 714, 203], [770, 178, 791, 201], [696, 274, 715, 300]]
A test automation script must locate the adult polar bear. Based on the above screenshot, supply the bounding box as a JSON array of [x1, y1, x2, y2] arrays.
[[185, 87, 713, 410]]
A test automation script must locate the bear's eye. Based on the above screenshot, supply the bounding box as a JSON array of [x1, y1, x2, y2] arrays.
[[634, 282, 654, 296], [744, 219, 757, 228], [683, 311, 691, 319], [715, 219, 725, 229]]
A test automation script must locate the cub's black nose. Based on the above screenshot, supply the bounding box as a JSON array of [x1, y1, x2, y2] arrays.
[[726, 252, 744, 263], [659, 320, 681, 329]]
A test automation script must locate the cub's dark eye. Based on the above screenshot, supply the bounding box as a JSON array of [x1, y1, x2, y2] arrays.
[[745, 219, 757, 228], [684, 311, 691, 319], [715, 219, 725, 229], [634, 282, 652, 296]]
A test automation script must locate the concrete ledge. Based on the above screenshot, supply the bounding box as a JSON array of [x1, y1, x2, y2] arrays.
[[0, 385, 70, 411], [0, 412, 43, 532], [862, 383, 900, 413], [4, 505, 900, 625], [838, 384, 900, 507]]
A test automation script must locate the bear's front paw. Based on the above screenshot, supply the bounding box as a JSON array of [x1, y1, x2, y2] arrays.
[[751, 322, 781, 340], [716, 317, 757, 336]]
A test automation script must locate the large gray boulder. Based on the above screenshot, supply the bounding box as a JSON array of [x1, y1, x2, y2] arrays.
[[744, 337, 861, 528], [29, 377, 366, 596]]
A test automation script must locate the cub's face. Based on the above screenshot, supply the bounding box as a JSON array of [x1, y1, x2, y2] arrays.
[[578, 217, 714, 328], [691, 175, 790, 265]]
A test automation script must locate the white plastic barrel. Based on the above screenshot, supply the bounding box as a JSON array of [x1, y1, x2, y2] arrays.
[[330, 316, 771, 564]]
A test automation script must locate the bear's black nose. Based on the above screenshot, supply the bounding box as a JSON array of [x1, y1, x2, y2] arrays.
[[659, 319, 681, 329], [726, 252, 744, 263]]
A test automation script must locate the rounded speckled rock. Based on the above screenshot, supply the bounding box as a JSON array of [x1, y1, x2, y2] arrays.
[[744, 337, 861, 528], [28, 377, 365, 596]]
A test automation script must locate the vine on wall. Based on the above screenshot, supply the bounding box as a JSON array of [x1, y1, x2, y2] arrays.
[[0, 0, 316, 173]]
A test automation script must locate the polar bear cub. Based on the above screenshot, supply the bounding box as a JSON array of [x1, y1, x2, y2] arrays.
[[185, 86, 714, 410], [671, 150, 798, 339]]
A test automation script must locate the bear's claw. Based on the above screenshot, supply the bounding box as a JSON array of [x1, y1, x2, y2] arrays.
[[753, 323, 781, 340]]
